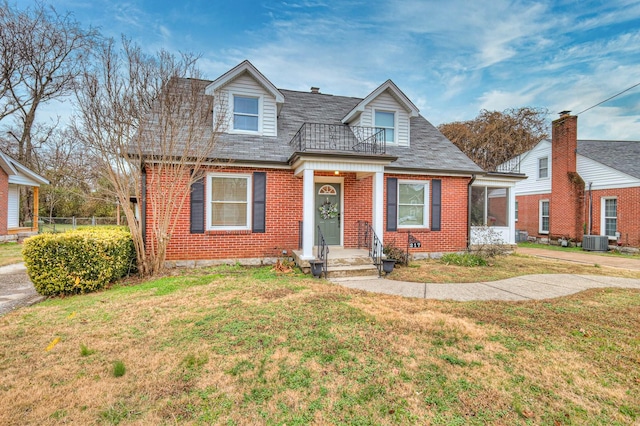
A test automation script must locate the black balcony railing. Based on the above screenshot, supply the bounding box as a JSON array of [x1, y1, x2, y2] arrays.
[[290, 123, 386, 154]]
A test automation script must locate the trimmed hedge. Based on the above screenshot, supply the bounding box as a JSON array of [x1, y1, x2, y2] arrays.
[[23, 228, 135, 296]]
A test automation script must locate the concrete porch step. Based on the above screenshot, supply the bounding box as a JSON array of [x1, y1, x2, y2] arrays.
[[325, 264, 380, 278]]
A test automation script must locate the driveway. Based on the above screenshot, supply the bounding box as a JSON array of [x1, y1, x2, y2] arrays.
[[0, 263, 45, 316]]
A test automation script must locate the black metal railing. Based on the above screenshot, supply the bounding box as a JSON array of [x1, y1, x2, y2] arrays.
[[298, 220, 303, 250], [316, 225, 329, 279], [357, 220, 384, 277], [290, 123, 387, 154]]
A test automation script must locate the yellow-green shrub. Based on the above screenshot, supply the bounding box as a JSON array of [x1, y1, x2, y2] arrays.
[[23, 228, 135, 296]]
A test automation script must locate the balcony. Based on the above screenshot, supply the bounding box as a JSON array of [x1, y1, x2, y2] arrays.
[[494, 157, 521, 173], [290, 123, 387, 155]]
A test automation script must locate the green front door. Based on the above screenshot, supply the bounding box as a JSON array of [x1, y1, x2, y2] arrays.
[[315, 183, 341, 245]]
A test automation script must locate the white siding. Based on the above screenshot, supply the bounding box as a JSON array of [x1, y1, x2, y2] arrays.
[[577, 155, 640, 190], [218, 74, 277, 137], [7, 184, 19, 229], [360, 91, 410, 147], [513, 141, 552, 195]]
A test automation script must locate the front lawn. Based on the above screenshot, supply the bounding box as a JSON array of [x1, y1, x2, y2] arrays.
[[0, 265, 638, 424], [518, 241, 640, 257], [389, 252, 640, 283], [0, 242, 22, 267]]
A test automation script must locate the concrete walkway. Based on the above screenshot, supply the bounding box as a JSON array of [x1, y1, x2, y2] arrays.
[[331, 274, 640, 301], [0, 263, 45, 316]]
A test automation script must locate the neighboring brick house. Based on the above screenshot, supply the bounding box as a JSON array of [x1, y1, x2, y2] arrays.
[[0, 152, 49, 242], [508, 111, 640, 247], [139, 61, 522, 266]]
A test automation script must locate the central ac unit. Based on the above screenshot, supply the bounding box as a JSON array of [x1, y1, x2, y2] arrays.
[[582, 235, 609, 252]]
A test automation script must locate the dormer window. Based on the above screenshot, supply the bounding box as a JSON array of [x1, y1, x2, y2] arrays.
[[375, 110, 395, 143], [233, 95, 259, 132]]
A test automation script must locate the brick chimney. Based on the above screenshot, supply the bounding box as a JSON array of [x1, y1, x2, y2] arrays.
[[550, 111, 584, 240]]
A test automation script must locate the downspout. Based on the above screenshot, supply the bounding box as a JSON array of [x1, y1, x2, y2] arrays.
[[467, 174, 476, 250], [588, 181, 593, 236]]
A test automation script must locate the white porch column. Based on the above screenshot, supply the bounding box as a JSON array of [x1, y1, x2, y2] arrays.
[[371, 171, 384, 245], [301, 168, 315, 259]]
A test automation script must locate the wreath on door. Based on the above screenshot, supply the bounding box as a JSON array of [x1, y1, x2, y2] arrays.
[[319, 200, 339, 220]]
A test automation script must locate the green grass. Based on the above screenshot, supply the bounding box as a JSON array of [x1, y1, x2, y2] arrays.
[[0, 265, 638, 424], [0, 242, 23, 266]]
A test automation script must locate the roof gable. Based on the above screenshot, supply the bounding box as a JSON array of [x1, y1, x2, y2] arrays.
[[205, 60, 284, 104], [0, 151, 49, 186], [342, 80, 419, 124]]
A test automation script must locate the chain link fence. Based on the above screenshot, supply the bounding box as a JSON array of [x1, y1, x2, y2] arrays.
[[39, 217, 123, 233]]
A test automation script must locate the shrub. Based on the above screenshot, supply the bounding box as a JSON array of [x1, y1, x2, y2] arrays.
[[441, 253, 488, 267], [23, 228, 135, 296]]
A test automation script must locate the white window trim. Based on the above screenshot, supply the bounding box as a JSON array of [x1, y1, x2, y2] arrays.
[[600, 197, 617, 239], [539, 199, 549, 234], [374, 108, 397, 144], [538, 156, 549, 180], [229, 92, 262, 135], [514, 200, 518, 222], [206, 173, 252, 231], [397, 180, 429, 229]]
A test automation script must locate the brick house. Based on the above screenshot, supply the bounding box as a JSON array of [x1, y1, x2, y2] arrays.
[[0, 152, 49, 242], [508, 111, 640, 247], [139, 61, 522, 269]]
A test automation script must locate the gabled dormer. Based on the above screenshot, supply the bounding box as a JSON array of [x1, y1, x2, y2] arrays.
[[205, 60, 284, 137], [342, 80, 419, 147]]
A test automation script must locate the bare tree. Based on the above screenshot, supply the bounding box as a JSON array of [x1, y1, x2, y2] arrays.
[[0, 1, 95, 165], [439, 107, 549, 171], [74, 38, 226, 277]]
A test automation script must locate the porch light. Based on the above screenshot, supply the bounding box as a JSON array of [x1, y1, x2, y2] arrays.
[[334, 170, 340, 175]]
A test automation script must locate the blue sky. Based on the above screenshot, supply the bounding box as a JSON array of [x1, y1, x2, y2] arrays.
[[30, 0, 640, 139]]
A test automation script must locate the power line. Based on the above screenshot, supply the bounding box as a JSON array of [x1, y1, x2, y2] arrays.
[[576, 81, 640, 115]]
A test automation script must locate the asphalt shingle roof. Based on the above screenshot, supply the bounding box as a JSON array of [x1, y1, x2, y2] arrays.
[[578, 140, 640, 179], [141, 78, 483, 174]]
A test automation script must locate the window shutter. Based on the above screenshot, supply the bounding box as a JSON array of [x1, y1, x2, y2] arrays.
[[431, 179, 441, 231], [252, 172, 266, 233], [190, 177, 205, 234], [386, 177, 397, 231]]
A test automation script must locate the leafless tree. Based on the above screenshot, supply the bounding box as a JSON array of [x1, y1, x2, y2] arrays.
[[439, 107, 549, 171], [0, 1, 95, 165], [74, 38, 226, 277]]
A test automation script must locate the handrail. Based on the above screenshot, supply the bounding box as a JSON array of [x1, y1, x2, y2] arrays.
[[290, 123, 387, 154], [357, 220, 384, 277], [316, 225, 329, 279]]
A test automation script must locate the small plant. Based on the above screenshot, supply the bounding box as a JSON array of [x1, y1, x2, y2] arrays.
[[470, 226, 509, 258], [79, 344, 95, 357], [441, 252, 487, 267], [112, 360, 126, 378], [383, 240, 407, 264]]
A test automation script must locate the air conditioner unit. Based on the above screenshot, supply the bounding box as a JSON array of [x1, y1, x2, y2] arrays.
[[582, 235, 609, 252]]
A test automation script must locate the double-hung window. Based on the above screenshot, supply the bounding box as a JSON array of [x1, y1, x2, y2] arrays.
[[398, 181, 428, 228], [208, 174, 251, 230], [539, 200, 549, 234], [375, 110, 395, 143], [602, 198, 617, 238], [538, 157, 549, 179], [233, 95, 259, 132]]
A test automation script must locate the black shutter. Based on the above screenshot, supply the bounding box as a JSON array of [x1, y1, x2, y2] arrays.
[[252, 172, 266, 233], [431, 179, 441, 231], [190, 177, 205, 234], [386, 177, 398, 231]]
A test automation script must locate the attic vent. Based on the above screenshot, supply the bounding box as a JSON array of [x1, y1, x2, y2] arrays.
[[310, 87, 320, 94]]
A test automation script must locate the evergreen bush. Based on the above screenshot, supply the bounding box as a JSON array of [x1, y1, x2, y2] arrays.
[[23, 228, 135, 296]]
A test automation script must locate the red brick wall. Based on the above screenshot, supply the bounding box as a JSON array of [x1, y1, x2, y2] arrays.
[[550, 114, 584, 240], [515, 193, 551, 238], [585, 187, 640, 247], [384, 174, 470, 253], [145, 166, 472, 260], [0, 169, 8, 235]]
